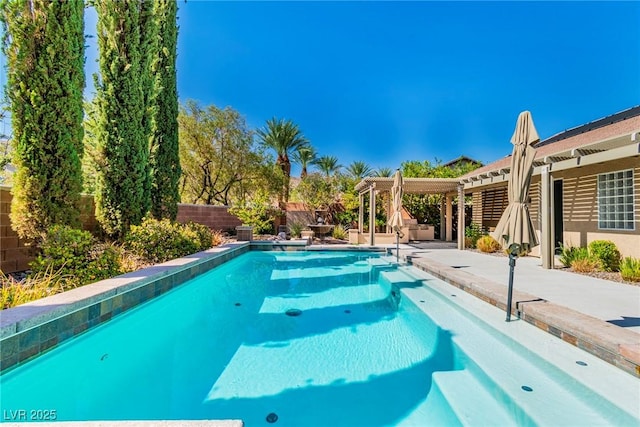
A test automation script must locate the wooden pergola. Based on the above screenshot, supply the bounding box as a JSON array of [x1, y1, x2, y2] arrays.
[[353, 177, 465, 247]]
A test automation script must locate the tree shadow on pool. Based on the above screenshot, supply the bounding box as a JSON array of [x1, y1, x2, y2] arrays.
[[195, 328, 458, 427]]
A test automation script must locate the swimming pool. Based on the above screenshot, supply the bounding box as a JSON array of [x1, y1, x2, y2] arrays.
[[1, 250, 638, 426]]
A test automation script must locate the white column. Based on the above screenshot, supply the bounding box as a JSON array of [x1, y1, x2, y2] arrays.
[[446, 195, 453, 241], [386, 191, 392, 233], [440, 196, 446, 241], [457, 185, 465, 250], [369, 185, 376, 245], [358, 193, 364, 233], [541, 166, 553, 269]]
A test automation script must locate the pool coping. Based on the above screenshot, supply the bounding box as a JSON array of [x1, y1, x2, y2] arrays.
[[405, 254, 640, 378]]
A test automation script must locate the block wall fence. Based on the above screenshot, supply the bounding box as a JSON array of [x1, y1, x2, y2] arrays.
[[0, 186, 241, 274]]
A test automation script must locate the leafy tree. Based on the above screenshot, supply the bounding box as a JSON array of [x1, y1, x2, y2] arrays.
[[92, 0, 155, 239], [149, 0, 180, 221], [401, 158, 481, 231], [346, 160, 373, 180], [178, 100, 275, 206], [257, 117, 309, 203], [81, 99, 99, 194], [1, 0, 85, 239], [292, 146, 316, 178], [294, 172, 338, 214], [315, 155, 342, 177]]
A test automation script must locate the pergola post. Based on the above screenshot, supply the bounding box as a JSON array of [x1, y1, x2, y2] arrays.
[[445, 194, 453, 241], [541, 165, 554, 269], [358, 193, 364, 233], [386, 190, 392, 233], [457, 185, 465, 250], [440, 196, 446, 241], [368, 184, 376, 245]]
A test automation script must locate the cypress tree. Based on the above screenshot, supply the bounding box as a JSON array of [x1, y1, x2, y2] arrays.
[[93, 0, 154, 239], [1, 0, 86, 240], [149, 0, 180, 220]]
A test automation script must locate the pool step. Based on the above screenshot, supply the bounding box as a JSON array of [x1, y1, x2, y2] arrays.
[[431, 370, 517, 426], [379, 269, 420, 289], [404, 284, 631, 426], [378, 269, 420, 309]]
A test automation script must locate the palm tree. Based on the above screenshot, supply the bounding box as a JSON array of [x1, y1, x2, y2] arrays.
[[346, 161, 373, 180], [292, 146, 317, 179], [374, 167, 393, 177], [257, 117, 309, 203], [315, 155, 342, 177]]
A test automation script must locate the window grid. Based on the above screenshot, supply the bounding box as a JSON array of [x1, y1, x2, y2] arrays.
[[597, 169, 635, 230]]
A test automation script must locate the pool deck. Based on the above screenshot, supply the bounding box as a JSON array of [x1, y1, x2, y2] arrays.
[[387, 242, 640, 378]]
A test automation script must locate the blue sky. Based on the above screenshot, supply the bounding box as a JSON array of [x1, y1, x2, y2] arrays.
[[58, 1, 640, 175]]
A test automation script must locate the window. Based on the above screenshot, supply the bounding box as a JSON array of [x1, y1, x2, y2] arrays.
[[597, 169, 635, 230]]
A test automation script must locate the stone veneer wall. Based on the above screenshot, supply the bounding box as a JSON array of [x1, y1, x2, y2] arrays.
[[0, 186, 241, 274]]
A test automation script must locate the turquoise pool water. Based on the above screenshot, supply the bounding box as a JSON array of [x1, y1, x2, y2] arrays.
[[0, 251, 637, 426]]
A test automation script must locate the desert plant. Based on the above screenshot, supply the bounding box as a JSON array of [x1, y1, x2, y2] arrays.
[[588, 240, 621, 272], [288, 222, 304, 238], [1, 267, 66, 309], [558, 244, 581, 268], [476, 235, 501, 253], [464, 223, 485, 248], [620, 257, 640, 282], [211, 229, 225, 246], [570, 247, 601, 272], [332, 224, 348, 240]]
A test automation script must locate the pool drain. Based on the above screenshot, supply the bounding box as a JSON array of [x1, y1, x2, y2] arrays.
[[344, 309, 351, 314], [285, 309, 302, 317], [234, 302, 242, 306], [266, 412, 278, 423], [521, 385, 533, 392]]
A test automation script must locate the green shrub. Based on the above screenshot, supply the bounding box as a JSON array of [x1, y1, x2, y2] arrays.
[[125, 218, 201, 263], [288, 222, 304, 238], [184, 222, 213, 251], [31, 225, 121, 287], [620, 257, 640, 282], [464, 223, 485, 248], [332, 224, 347, 240], [229, 199, 280, 234], [588, 240, 621, 272], [476, 235, 501, 253]]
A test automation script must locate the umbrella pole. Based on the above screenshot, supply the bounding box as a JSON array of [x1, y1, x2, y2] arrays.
[[396, 232, 399, 263], [506, 253, 516, 322]]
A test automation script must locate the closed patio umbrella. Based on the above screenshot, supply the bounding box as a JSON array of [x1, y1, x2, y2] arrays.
[[492, 111, 540, 321], [388, 169, 404, 262]]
